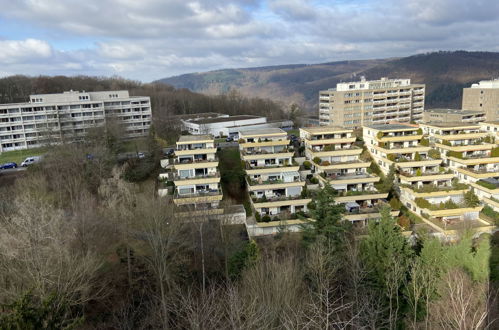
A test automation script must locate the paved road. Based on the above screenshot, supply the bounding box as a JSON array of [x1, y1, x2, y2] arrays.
[[0, 167, 27, 173]]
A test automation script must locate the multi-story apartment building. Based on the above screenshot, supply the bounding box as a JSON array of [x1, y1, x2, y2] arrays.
[[319, 77, 425, 128], [422, 108, 485, 124], [364, 123, 490, 233], [300, 126, 397, 225], [462, 79, 499, 122], [172, 135, 222, 211], [239, 128, 310, 218], [0, 90, 151, 152]]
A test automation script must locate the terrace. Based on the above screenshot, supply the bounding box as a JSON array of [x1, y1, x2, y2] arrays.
[[241, 148, 290, 156], [401, 182, 468, 193], [174, 189, 221, 199], [320, 171, 374, 181], [251, 194, 306, 203], [173, 172, 220, 181]]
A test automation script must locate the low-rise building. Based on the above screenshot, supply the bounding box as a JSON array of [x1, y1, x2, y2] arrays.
[[171, 135, 222, 211], [239, 128, 310, 219], [301, 125, 395, 225], [181, 113, 293, 138], [422, 108, 485, 124]]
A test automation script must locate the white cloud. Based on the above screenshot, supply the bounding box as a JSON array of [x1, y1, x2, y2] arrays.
[[1, 0, 499, 80], [0, 39, 52, 64]]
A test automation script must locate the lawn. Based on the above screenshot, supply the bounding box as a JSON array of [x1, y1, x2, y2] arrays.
[[286, 129, 300, 137], [0, 147, 48, 166]]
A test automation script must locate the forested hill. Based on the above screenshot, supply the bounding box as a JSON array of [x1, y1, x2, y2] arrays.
[[157, 51, 499, 111]]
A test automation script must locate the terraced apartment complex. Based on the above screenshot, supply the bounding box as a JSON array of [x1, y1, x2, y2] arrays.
[[239, 128, 310, 219], [171, 135, 223, 214], [301, 125, 398, 225], [364, 122, 494, 234]]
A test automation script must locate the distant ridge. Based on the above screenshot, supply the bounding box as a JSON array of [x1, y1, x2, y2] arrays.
[[156, 51, 499, 112]]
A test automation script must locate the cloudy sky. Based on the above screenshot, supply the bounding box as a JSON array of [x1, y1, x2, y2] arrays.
[[0, 0, 498, 81]]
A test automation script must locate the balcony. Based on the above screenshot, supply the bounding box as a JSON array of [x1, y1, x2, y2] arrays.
[[174, 189, 221, 199], [173, 172, 220, 181]]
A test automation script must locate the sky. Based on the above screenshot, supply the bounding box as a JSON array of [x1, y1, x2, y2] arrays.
[[0, 0, 499, 82]]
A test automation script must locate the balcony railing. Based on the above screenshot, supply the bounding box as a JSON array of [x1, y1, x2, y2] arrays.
[[174, 189, 221, 199], [251, 194, 306, 203], [173, 172, 220, 180], [174, 157, 218, 164]]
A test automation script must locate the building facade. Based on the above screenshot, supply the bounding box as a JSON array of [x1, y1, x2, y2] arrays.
[[462, 79, 499, 122], [239, 128, 310, 219], [171, 135, 223, 212], [180, 113, 293, 138], [319, 77, 425, 128], [0, 90, 151, 152], [422, 108, 485, 124], [300, 126, 397, 225]]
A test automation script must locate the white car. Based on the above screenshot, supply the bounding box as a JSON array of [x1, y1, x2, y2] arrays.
[[21, 156, 41, 167]]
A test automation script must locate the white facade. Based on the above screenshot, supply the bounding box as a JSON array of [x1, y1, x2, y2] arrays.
[[0, 90, 151, 152], [181, 114, 293, 137]]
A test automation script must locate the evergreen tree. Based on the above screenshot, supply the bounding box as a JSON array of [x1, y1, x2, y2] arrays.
[[303, 183, 347, 245], [361, 206, 414, 327]]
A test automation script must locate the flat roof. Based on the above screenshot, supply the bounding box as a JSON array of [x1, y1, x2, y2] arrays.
[[425, 108, 484, 115], [482, 121, 499, 126], [192, 115, 263, 124], [176, 112, 225, 120], [421, 122, 480, 128], [177, 135, 213, 143], [364, 123, 417, 131], [239, 127, 286, 136], [300, 125, 351, 134]]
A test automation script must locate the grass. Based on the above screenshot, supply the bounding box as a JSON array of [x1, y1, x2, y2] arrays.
[[0, 147, 48, 165], [286, 129, 300, 137], [121, 138, 148, 153]]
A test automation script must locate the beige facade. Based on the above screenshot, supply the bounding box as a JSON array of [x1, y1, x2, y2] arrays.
[[301, 125, 392, 225], [422, 108, 485, 124], [239, 128, 310, 218], [0, 90, 151, 152], [172, 135, 222, 210], [319, 77, 425, 128], [462, 79, 499, 122]]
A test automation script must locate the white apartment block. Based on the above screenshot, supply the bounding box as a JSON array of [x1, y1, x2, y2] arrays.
[[319, 77, 425, 128], [0, 90, 152, 152]]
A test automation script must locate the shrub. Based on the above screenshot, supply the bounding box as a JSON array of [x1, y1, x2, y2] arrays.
[[378, 142, 386, 148], [320, 160, 331, 166], [491, 147, 499, 157], [420, 138, 429, 146], [448, 151, 463, 159], [415, 197, 431, 209], [261, 215, 271, 222], [389, 197, 402, 210], [441, 139, 452, 146], [397, 216, 411, 229], [376, 131, 384, 139], [414, 152, 421, 161], [238, 138, 245, 144], [415, 168, 422, 176], [428, 149, 441, 159], [323, 144, 335, 151], [463, 190, 480, 207], [313, 157, 322, 164], [309, 177, 319, 184], [255, 212, 261, 222], [272, 216, 280, 222], [303, 160, 312, 170], [416, 128, 423, 135], [307, 201, 316, 210], [481, 205, 499, 225], [476, 180, 497, 190], [387, 154, 396, 161]]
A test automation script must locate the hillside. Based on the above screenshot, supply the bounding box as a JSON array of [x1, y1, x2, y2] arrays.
[[157, 51, 499, 111]]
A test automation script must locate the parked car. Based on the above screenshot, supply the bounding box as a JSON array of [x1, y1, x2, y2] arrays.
[[0, 162, 17, 169], [21, 156, 41, 167], [137, 152, 146, 159], [226, 136, 234, 142]]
